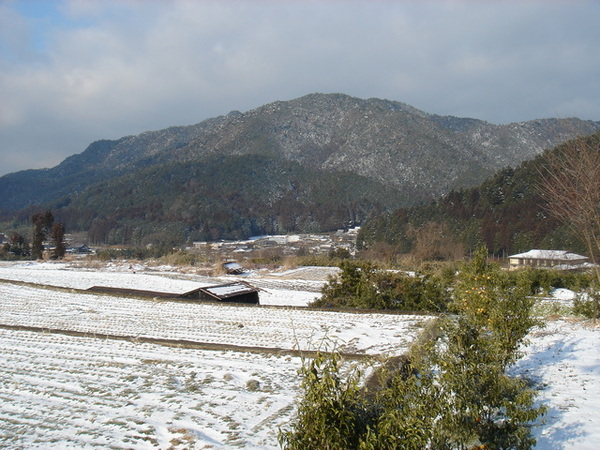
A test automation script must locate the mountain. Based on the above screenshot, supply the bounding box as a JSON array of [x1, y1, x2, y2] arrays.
[[1, 93, 599, 244], [0, 120, 224, 213], [358, 131, 600, 259], [167, 94, 600, 195], [55, 154, 404, 244]]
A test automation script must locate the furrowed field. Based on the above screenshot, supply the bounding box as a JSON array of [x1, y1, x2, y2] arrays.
[[1, 261, 598, 448], [0, 261, 429, 448]]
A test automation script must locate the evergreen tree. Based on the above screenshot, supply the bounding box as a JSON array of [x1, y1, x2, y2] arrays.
[[31, 210, 54, 259], [51, 222, 66, 260], [10, 232, 27, 256]]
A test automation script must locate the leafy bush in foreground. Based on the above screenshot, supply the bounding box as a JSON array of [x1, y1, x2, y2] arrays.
[[278, 353, 377, 450], [281, 248, 545, 449]]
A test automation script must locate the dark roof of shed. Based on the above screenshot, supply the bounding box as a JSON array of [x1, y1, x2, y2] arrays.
[[87, 281, 259, 303], [183, 281, 258, 300]]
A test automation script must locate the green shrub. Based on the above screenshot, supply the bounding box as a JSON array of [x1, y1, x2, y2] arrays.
[[312, 260, 451, 312], [510, 268, 592, 296], [573, 289, 600, 319], [282, 247, 545, 449], [279, 353, 377, 450]]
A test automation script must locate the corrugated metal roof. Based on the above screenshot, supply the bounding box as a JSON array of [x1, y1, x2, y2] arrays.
[[203, 282, 256, 298]]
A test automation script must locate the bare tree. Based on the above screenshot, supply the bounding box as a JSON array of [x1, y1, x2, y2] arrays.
[[407, 221, 465, 263], [539, 133, 600, 319]]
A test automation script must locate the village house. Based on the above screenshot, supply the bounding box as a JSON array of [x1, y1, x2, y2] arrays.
[[508, 249, 589, 270]]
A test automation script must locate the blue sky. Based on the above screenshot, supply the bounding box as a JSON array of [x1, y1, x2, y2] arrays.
[[1, 0, 599, 176]]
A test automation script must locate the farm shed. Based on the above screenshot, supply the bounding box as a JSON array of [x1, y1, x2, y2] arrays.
[[222, 261, 244, 274], [67, 244, 93, 254], [88, 281, 260, 304], [181, 281, 260, 304], [508, 249, 589, 270]]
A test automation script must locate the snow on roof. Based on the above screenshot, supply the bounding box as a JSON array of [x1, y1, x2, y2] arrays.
[[202, 282, 257, 298], [508, 249, 588, 261]]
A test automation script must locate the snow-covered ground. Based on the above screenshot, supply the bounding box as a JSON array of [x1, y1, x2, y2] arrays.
[[0, 260, 427, 448], [1, 260, 599, 448], [0, 328, 301, 449], [0, 282, 427, 356], [512, 318, 600, 449], [0, 260, 323, 307]]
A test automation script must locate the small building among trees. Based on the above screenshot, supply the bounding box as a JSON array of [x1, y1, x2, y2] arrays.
[[67, 244, 94, 255], [508, 249, 589, 270]]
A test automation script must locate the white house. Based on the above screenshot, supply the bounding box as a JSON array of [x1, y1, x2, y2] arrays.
[[508, 249, 589, 270]]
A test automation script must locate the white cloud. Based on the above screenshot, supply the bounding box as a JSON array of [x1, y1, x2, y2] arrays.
[[1, 0, 599, 176]]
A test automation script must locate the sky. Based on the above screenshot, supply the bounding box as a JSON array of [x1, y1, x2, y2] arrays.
[[1, 0, 599, 177]]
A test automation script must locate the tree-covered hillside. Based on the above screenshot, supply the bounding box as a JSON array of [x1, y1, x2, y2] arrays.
[[47, 154, 407, 246], [358, 131, 600, 258], [3, 94, 599, 247], [2, 93, 599, 215]]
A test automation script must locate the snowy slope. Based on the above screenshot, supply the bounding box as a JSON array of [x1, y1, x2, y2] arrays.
[[512, 318, 600, 449]]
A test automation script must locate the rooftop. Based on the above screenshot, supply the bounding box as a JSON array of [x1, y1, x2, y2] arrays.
[[509, 250, 588, 261]]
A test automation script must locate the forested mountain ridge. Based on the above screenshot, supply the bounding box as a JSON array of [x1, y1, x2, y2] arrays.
[[54, 154, 405, 244], [0, 119, 227, 212], [358, 131, 600, 259], [1, 93, 599, 244], [151, 93, 600, 196], [2, 93, 599, 213]]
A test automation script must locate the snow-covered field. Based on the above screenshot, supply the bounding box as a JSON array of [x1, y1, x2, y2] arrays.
[[0, 260, 328, 307], [0, 328, 301, 448], [1, 260, 599, 449], [0, 261, 428, 448]]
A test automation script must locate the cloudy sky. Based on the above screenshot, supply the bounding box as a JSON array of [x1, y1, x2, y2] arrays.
[[1, 0, 599, 176]]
